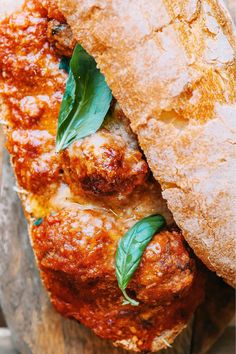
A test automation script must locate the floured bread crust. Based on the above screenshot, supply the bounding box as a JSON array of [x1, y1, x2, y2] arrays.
[[0, 0, 24, 19], [58, 0, 236, 287]]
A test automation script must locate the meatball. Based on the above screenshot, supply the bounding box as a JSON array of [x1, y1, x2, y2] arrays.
[[33, 208, 117, 279], [6, 129, 61, 193], [62, 129, 148, 197], [32, 209, 204, 352], [132, 230, 196, 304]]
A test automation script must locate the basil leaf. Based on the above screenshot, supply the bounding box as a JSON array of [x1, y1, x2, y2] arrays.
[[56, 44, 112, 151], [34, 218, 43, 226], [59, 56, 70, 73], [115, 214, 166, 306]]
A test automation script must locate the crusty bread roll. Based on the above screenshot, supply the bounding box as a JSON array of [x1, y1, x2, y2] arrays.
[[58, 0, 236, 287]]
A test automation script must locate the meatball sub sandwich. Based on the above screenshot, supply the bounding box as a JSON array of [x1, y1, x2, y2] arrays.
[[0, 0, 235, 352]]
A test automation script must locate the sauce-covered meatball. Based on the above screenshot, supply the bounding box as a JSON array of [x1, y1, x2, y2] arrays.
[[62, 127, 148, 197], [32, 209, 204, 352], [6, 129, 61, 193]]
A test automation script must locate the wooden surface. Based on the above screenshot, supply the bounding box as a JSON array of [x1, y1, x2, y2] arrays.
[[0, 326, 234, 354], [0, 327, 234, 354]]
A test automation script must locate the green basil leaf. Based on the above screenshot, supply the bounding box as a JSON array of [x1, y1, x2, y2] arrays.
[[34, 218, 44, 226], [115, 214, 166, 306], [56, 44, 112, 151]]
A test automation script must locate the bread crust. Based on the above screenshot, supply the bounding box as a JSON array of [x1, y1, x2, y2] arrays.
[[0, 0, 24, 19], [58, 0, 236, 287]]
